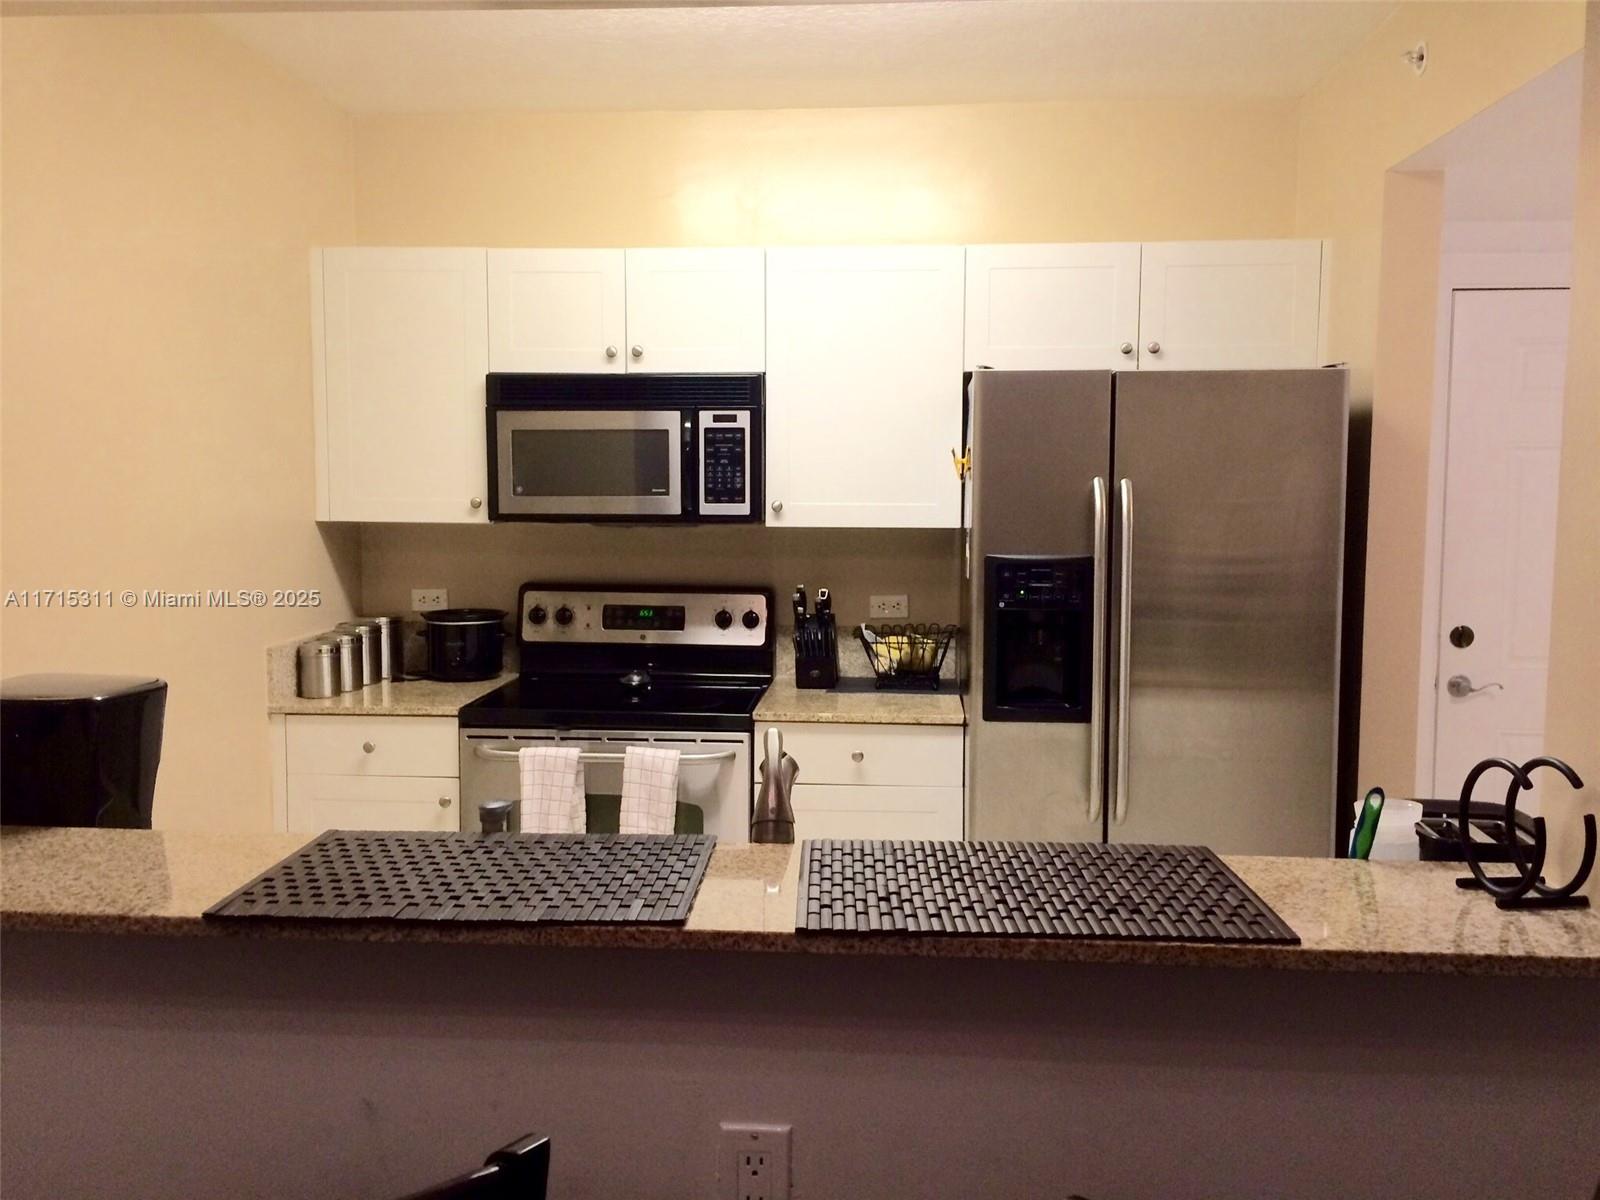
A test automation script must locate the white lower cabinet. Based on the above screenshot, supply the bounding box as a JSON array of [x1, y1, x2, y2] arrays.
[[283, 715, 460, 833], [756, 722, 964, 841]]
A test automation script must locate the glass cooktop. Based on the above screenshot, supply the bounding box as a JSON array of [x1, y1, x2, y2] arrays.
[[458, 674, 767, 733]]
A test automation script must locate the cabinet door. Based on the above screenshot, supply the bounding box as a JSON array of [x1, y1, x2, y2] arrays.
[[286, 774, 460, 833], [624, 248, 765, 372], [487, 249, 625, 373], [790, 784, 964, 841], [765, 246, 965, 528], [1137, 240, 1323, 370], [965, 243, 1140, 370], [318, 249, 489, 523]]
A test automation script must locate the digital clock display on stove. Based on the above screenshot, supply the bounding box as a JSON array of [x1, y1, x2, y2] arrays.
[[601, 604, 687, 631]]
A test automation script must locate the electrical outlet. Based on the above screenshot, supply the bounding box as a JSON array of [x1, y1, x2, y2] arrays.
[[410, 588, 448, 612], [720, 1122, 791, 1200], [869, 594, 909, 619]]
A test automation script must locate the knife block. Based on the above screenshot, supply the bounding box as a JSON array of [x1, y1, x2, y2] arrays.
[[793, 613, 840, 689]]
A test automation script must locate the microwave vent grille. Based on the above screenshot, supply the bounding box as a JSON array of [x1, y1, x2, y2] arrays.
[[645, 377, 756, 406]]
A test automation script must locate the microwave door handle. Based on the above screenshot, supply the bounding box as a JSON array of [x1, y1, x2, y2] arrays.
[[1113, 478, 1133, 825], [1088, 476, 1108, 824]]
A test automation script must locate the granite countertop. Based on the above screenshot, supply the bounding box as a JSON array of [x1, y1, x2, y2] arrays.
[[755, 639, 965, 726], [4, 827, 1596, 977]]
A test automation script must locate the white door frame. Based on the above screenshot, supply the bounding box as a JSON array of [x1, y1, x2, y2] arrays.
[[1414, 224, 1571, 797]]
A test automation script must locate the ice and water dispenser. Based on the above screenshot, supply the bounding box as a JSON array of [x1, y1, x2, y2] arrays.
[[982, 556, 1094, 722]]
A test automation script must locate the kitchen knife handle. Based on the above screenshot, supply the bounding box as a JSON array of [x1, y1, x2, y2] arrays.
[[1114, 478, 1133, 824], [1089, 476, 1108, 824]]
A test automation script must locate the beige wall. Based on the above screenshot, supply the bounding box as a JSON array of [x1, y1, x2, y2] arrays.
[[1545, 1, 1600, 893], [0, 16, 360, 830], [354, 98, 1301, 247], [1294, 1, 1587, 792]]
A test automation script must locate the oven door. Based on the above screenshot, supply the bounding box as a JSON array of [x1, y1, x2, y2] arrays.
[[460, 728, 751, 843], [493, 408, 683, 518]]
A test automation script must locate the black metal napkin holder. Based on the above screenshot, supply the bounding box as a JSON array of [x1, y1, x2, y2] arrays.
[[1454, 755, 1594, 910]]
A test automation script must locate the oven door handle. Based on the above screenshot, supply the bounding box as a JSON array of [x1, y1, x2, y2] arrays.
[[472, 743, 738, 765]]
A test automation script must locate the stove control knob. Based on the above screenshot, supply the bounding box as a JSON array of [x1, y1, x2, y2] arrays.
[[741, 609, 761, 630], [714, 608, 733, 630], [528, 605, 548, 625], [555, 606, 574, 626]]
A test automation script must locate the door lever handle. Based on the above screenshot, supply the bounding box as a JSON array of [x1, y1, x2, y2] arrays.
[[1447, 674, 1503, 699]]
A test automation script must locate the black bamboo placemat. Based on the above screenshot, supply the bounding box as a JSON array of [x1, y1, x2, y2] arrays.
[[205, 831, 715, 925], [797, 840, 1299, 943]]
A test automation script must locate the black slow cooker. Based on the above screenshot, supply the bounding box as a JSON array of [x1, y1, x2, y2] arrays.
[[419, 608, 506, 682]]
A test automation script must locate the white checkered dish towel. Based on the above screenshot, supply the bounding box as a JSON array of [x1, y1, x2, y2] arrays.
[[518, 746, 586, 834], [618, 745, 680, 835]]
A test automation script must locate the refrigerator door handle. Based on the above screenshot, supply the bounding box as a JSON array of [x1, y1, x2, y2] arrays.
[[1114, 477, 1133, 824], [1089, 476, 1108, 823]]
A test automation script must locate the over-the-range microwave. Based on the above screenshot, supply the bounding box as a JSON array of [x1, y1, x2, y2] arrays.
[[486, 373, 763, 523]]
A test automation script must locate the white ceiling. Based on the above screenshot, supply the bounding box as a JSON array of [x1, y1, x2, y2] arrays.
[[1401, 53, 1583, 223], [209, 1, 1397, 114]]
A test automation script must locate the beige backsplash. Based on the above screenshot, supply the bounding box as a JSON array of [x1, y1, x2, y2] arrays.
[[359, 524, 963, 628]]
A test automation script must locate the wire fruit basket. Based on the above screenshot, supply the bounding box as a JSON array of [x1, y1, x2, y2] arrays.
[[857, 623, 959, 690]]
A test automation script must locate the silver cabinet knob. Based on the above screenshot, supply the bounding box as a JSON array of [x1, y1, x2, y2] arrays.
[[1119, 342, 1134, 356], [630, 345, 643, 359], [438, 796, 453, 808], [770, 500, 783, 514], [851, 751, 865, 763], [469, 497, 483, 510], [362, 741, 375, 754], [604, 345, 618, 359], [1147, 341, 1161, 355]]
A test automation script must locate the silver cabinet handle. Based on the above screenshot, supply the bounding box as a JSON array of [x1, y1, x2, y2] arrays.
[[362, 741, 375, 754], [469, 497, 483, 510], [1119, 342, 1134, 356], [851, 751, 865, 763], [631, 345, 643, 359], [1089, 476, 1108, 823], [771, 500, 783, 514], [1146, 341, 1161, 355], [605, 345, 618, 359], [1113, 478, 1133, 824], [1447, 674, 1503, 699], [438, 796, 453, 808]]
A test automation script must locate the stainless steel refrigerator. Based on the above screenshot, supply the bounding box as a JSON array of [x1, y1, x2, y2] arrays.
[[964, 369, 1348, 856]]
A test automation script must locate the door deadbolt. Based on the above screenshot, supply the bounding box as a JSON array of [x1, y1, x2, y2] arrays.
[[1449, 624, 1475, 649]]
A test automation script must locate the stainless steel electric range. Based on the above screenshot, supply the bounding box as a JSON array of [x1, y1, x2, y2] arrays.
[[458, 584, 774, 842]]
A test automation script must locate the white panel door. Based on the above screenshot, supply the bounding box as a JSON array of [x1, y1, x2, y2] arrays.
[[1138, 240, 1323, 370], [624, 248, 765, 372], [765, 246, 965, 528], [965, 243, 1141, 369], [487, 249, 625, 373], [286, 774, 461, 833], [1433, 288, 1570, 795], [319, 248, 489, 523]]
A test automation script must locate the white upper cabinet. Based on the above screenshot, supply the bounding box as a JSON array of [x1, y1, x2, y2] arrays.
[[765, 246, 965, 528], [316, 248, 489, 523], [964, 243, 1141, 370], [487, 249, 626, 374], [1137, 240, 1324, 370], [624, 248, 765, 372]]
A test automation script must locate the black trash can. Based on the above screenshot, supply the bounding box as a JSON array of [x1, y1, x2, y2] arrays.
[[0, 674, 167, 828]]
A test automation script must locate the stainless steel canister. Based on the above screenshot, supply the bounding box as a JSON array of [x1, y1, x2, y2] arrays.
[[327, 632, 359, 693], [367, 615, 404, 681], [297, 639, 340, 699], [336, 620, 382, 686]]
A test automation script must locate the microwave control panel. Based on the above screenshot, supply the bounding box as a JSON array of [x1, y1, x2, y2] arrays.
[[698, 410, 751, 517]]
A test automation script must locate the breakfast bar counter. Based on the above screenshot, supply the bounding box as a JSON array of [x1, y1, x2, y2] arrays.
[[4, 827, 1597, 977]]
